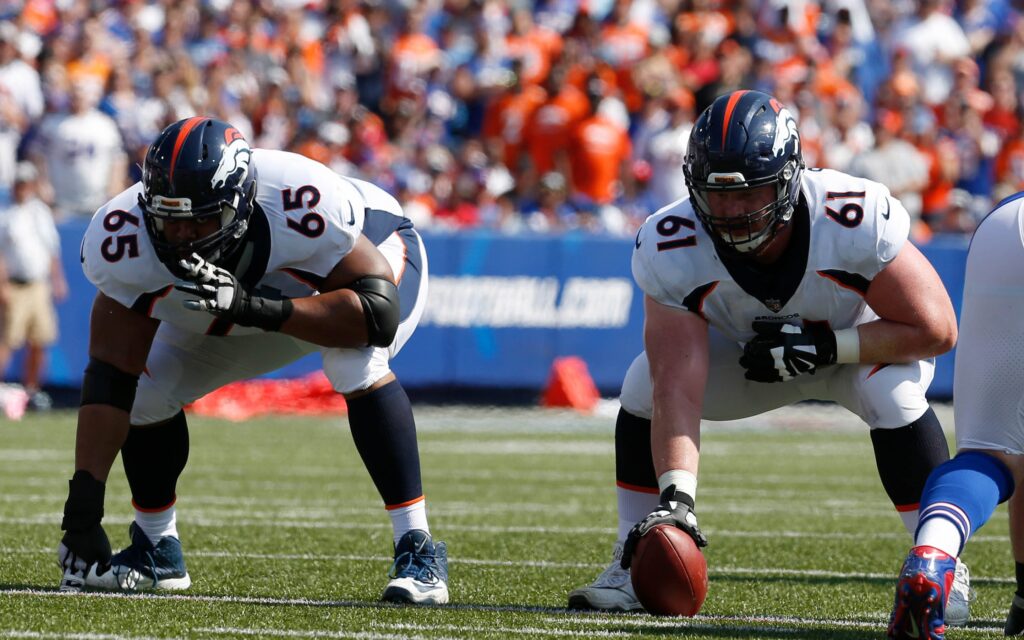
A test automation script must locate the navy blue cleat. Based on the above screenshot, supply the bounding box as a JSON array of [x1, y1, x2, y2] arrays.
[[382, 529, 449, 605], [85, 523, 191, 591], [888, 546, 956, 640]]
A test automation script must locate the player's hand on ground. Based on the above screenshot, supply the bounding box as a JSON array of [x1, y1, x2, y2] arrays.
[[57, 523, 111, 589], [175, 253, 291, 330], [739, 321, 837, 382], [621, 487, 707, 569]]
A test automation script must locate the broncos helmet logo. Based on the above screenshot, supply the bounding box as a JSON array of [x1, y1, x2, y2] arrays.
[[211, 138, 252, 190], [771, 107, 799, 158]]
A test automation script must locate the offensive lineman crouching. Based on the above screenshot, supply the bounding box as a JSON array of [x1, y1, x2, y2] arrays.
[[58, 117, 448, 604], [567, 90, 970, 622]]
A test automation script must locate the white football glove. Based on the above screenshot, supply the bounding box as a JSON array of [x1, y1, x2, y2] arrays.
[[174, 253, 293, 330]]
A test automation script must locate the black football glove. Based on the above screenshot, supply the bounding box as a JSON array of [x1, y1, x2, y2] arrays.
[[175, 254, 293, 331], [739, 321, 837, 383], [621, 486, 708, 569], [58, 471, 112, 590]]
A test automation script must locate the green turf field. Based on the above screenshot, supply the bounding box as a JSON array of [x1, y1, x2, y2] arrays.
[[0, 404, 1014, 638]]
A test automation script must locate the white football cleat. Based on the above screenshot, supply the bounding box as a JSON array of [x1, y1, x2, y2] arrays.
[[567, 542, 643, 612], [945, 558, 974, 627]]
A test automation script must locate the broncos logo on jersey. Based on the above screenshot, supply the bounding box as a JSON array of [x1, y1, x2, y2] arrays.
[[211, 138, 252, 191]]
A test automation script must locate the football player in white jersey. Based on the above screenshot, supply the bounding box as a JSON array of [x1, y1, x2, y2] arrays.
[[887, 192, 1024, 639], [56, 117, 448, 605], [567, 90, 968, 621]]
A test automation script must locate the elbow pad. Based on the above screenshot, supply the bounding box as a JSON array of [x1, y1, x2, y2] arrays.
[[347, 275, 400, 347]]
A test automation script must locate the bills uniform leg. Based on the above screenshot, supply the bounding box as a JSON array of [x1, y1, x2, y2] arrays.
[[889, 200, 1023, 639], [570, 330, 958, 613], [321, 227, 447, 605]]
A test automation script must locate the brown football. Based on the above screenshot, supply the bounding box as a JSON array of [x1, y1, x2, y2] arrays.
[[629, 524, 708, 616]]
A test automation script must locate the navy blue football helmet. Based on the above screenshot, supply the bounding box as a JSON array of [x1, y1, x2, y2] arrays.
[[139, 117, 257, 270], [683, 90, 804, 254]]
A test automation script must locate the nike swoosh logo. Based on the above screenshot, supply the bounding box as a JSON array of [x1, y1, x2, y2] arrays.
[[920, 550, 944, 559], [347, 203, 356, 225], [882, 198, 891, 220], [635, 229, 642, 249]]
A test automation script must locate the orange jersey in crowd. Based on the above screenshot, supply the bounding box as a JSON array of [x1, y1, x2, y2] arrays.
[[601, 22, 649, 112], [524, 86, 590, 175], [390, 32, 441, 93], [483, 85, 548, 170], [569, 114, 632, 204], [996, 137, 1024, 190], [506, 27, 563, 86]]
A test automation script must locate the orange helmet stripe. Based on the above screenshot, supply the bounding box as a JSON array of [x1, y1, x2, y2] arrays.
[[720, 90, 749, 150], [169, 117, 208, 183]]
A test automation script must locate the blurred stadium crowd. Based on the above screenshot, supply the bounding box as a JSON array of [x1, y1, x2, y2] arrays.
[[0, 0, 1021, 239]]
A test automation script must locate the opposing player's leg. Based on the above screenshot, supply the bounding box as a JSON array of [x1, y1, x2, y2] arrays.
[[889, 200, 1024, 637], [84, 323, 317, 592], [887, 451, 1017, 639], [569, 332, 805, 611], [832, 359, 975, 626], [323, 228, 446, 605]]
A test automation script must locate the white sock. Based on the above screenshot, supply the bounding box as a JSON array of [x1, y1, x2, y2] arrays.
[[915, 517, 963, 558], [617, 485, 659, 543], [388, 499, 429, 546], [899, 509, 919, 536], [134, 506, 179, 546]]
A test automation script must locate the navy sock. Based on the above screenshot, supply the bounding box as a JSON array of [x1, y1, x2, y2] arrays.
[[346, 379, 423, 507]]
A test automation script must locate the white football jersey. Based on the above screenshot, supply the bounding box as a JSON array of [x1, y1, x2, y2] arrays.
[[632, 168, 910, 343], [81, 149, 409, 336]]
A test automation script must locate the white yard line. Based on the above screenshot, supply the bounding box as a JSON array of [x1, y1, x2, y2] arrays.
[[0, 555, 1015, 583], [0, 632, 172, 640], [200, 628, 447, 640], [0, 515, 1011, 542]]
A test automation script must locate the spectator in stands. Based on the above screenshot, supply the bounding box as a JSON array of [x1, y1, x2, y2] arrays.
[[0, 21, 42, 203], [2, 0, 1024, 239], [0, 161, 65, 410], [31, 77, 125, 219], [848, 110, 929, 241], [890, 0, 970, 106], [633, 90, 694, 210], [567, 80, 633, 218]]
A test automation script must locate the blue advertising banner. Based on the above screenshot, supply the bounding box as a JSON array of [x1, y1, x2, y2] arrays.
[[40, 223, 968, 398]]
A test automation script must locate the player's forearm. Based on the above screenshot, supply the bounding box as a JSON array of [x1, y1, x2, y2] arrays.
[[281, 289, 372, 348], [75, 405, 131, 483], [650, 391, 702, 479], [852, 318, 957, 364]]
